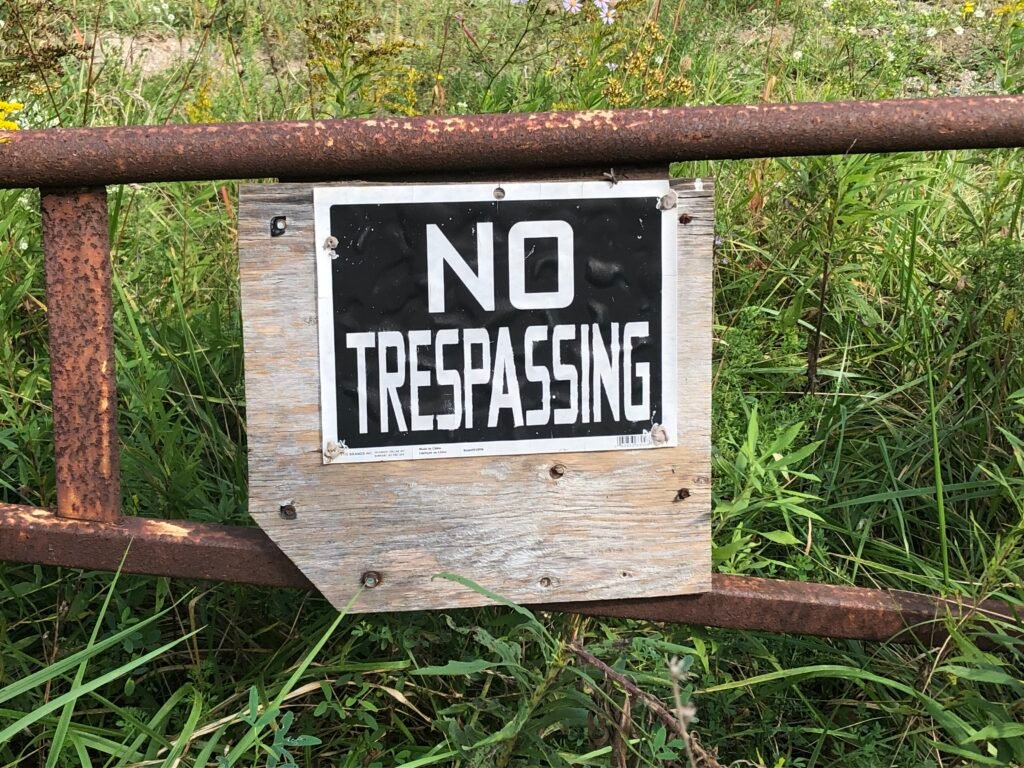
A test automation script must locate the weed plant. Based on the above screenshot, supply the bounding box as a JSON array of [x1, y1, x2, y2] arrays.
[[1, 0, 1023, 765]]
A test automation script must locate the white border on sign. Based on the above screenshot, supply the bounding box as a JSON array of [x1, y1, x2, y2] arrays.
[[314, 180, 679, 464]]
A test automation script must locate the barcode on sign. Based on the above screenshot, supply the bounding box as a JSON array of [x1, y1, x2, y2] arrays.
[[616, 433, 653, 448]]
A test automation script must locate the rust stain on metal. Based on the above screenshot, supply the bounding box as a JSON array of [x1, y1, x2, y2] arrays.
[[2, 96, 1024, 188], [1, 504, 1018, 644], [41, 188, 120, 523]]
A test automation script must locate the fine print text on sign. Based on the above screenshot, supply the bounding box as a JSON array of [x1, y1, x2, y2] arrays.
[[314, 181, 678, 464]]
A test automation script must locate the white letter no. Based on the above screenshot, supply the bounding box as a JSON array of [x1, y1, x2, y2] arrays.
[[426, 223, 495, 313], [507, 220, 574, 310]]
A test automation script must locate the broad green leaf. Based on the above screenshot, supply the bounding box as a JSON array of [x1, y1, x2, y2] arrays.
[[938, 665, 1023, 688], [965, 723, 1024, 742], [412, 659, 499, 676], [766, 440, 823, 470], [761, 530, 802, 546]]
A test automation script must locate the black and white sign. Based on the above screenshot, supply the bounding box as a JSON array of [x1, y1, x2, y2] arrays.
[[314, 181, 678, 464]]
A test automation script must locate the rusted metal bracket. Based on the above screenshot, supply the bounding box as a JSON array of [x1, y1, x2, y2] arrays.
[[2, 503, 1018, 645]]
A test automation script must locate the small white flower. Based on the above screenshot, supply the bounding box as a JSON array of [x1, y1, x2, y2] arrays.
[[18, 239, 28, 251], [886, 50, 896, 62], [563, 0, 582, 12], [925, 27, 938, 37], [654, 55, 664, 65], [600, 6, 616, 23], [792, 49, 803, 61], [167, 12, 175, 21], [974, 8, 985, 16], [954, 25, 964, 34], [606, 62, 618, 71]]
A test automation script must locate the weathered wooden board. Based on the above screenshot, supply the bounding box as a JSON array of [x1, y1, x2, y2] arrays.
[[238, 178, 712, 613]]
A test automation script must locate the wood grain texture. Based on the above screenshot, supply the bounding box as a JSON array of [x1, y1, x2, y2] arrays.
[[238, 178, 712, 613]]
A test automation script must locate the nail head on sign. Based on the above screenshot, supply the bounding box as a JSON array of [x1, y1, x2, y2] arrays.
[[270, 216, 287, 236], [361, 571, 381, 589]]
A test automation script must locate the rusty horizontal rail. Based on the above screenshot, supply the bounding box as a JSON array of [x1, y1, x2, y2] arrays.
[[1, 503, 314, 589], [1, 96, 1023, 188], [2, 503, 1018, 644]]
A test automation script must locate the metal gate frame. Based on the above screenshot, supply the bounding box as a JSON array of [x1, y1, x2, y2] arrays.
[[1, 96, 1022, 645]]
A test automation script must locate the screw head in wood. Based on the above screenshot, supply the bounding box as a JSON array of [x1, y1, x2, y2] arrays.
[[279, 503, 297, 520], [361, 571, 381, 589]]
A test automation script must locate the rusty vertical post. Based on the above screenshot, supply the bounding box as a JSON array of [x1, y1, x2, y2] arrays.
[[40, 187, 121, 523]]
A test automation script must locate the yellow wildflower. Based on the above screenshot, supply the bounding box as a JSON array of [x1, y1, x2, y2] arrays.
[[0, 100, 24, 131], [185, 79, 214, 124]]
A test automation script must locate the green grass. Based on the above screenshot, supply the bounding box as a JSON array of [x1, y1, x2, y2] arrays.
[[2, 0, 1024, 765]]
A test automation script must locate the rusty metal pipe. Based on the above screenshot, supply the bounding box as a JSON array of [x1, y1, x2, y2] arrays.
[[0, 504, 311, 589], [41, 188, 121, 523], [2, 504, 1019, 644], [548, 578, 1021, 645], [2, 96, 1024, 189]]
